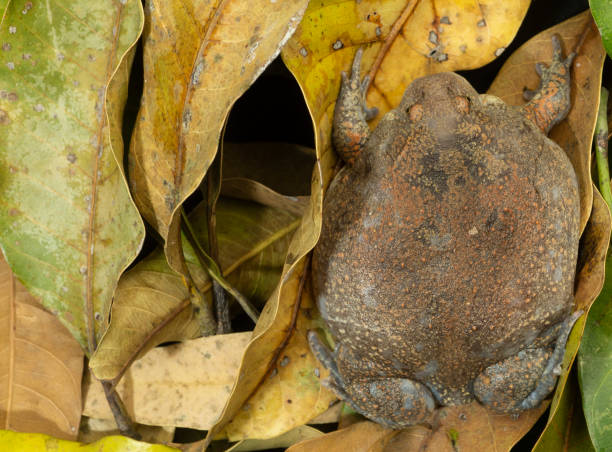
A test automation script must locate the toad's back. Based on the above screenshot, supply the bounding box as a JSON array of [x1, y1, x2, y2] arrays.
[[313, 93, 580, 399]]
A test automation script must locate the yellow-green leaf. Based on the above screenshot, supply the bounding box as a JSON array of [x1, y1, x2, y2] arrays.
[[0, 0, 145, 353]]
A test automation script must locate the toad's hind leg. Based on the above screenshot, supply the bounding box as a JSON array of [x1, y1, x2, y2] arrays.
[[521, 34, 575, 134], [308, 331, 435, 428], [473, 312, 582, 414]]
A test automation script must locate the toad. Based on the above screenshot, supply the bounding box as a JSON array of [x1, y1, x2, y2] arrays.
[[309, 36, 581, 428]]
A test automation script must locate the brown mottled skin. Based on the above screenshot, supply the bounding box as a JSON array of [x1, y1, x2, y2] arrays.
[[309, 36, 581, 429]]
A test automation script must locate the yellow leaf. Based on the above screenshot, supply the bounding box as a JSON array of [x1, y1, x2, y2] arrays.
[[0, 429, 177, 451], [128, 0, 309, 274]]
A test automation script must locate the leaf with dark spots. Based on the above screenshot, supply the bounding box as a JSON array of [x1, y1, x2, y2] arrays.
[[127, 0, 309, 276], [0, 0, 145, 353]]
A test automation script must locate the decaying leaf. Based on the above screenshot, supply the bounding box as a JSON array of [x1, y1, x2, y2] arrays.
[[84, 332, 251, 430], [0, 429, 178, 452], [90, 197, 300, 381], [0, 0, 145, 353], [128, 0, 309, 275], [0, 255, 83, 440], [488, 10, 606, 234], [220, 276, 336, 440]]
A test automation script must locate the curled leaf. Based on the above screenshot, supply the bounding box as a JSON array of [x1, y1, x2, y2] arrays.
[[128, 0, 309, 274]]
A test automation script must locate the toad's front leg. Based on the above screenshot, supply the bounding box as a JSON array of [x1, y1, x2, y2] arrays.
[[332, 48, 378, 165], [522, 35, 575, 134], [309, 331, 435, 429]]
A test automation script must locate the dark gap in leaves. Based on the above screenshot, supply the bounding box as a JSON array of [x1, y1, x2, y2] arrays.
[[172, 427, 207, 443], [457, 0, 589, 93], [224, 56, 315, 148], [230, 311, 256, 333], [511, 406, 548, 451]]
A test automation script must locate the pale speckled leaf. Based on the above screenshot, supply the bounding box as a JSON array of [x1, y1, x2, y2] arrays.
[[84, 332, 251, 430], [128, 0, 309, 275], [0, 255, 83, 440], [0, 0, 145, 353], [90, 197, 300, 381]]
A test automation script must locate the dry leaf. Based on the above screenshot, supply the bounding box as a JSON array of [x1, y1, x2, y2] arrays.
[[220, 277, 336, 440], [84, 332, 250, 429], [488, 10, 606, 234], [78, 417, 174, 445], [223, 142, 315, 197], [90, 197, 299, 381], [0, 256, 83, 440], [0, 0, 145, 354], [128, 0, 309, 274], [286, 421, 400, 452], [418, 402, 547, 452]]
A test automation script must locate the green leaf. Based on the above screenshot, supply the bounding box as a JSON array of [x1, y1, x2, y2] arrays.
[[0, 0, 145, 353], [0, 429, 178, 451], [579, 251, 612, 451], [589, 0, 612, 57]]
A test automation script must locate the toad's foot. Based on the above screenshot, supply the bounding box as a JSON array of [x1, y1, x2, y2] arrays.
[[473, 311, 582, 414], [308, 331, 435, 429], [332, 48, 378, 165], [522, 34, 575, 134]]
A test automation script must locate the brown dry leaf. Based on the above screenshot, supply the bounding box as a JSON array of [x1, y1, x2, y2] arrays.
[[488, 10, 606, 234], [221, 178, 309, 216], [89, 197, 299, 381], [78, 417, 175, 445], [418, 402, 548, 452], [223, 142, 316, 197], [286, 422, 393, 452], [220, 277, 336, 440], [83, 332, 251, 429], [0, 255, 83, 440], [128, 0, 309, 274], [286, 421, 409, 452]]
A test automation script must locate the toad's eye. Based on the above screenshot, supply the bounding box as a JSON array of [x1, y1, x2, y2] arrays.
[[453, 96, 470, 114], [407, 103, 424, 121]]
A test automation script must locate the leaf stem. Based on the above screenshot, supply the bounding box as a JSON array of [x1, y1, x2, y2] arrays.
[[181, 209, 260, 323], [595, 87, 611, 209], [101, 380, 141, 440]]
